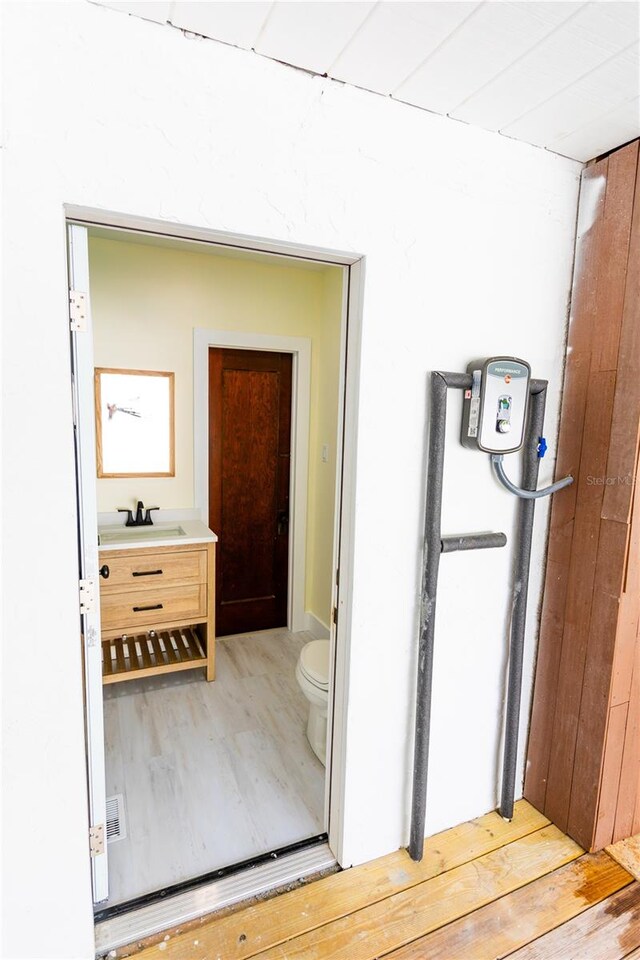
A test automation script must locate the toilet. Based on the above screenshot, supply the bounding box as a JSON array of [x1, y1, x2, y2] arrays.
[[296, 639, 330, 765]]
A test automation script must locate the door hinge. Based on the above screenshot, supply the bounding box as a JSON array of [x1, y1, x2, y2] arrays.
[[332, 605, 338, 626], [69, 290, 88, 332], [79, 578, 96, 614], [89, 824, 105, 857], [336, 567, 340, 588]]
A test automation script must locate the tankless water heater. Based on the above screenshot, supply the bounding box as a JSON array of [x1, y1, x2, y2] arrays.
[[460, 357, 531, 454]]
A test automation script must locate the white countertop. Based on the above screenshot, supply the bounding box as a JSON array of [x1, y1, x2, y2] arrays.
[[98, 519, 218, 552]]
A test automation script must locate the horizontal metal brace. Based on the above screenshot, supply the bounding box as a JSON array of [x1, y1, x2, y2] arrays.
[[440, 532, 507, 553], [436, 370, 547, 395]]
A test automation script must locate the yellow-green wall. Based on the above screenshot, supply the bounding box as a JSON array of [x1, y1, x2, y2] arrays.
[[89, 236, 343, 626]]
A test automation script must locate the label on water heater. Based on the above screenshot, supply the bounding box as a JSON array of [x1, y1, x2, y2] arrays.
[[478, 359, 530, 453]]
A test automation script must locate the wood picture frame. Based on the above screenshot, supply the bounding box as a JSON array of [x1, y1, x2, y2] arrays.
[[95, 367, 175, 478]]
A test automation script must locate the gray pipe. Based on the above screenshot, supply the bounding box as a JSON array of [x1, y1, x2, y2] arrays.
[[409, 373, 557, 855], [498, 386, 546, 820], [492, 455, 573, 499], [441, 533, 507, 553], [409, 371, 449, 862]]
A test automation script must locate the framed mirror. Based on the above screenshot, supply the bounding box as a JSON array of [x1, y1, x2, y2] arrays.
[[94, 368, 175, 477]]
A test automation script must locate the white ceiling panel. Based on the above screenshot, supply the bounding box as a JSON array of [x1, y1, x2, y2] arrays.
[[255, 2, 375, 75], [548, 96, 640, 161], [453, 1, 639, 131], [168, 2, 272, 48], [503, 43, 640, 147], [86, 0, 640, 162], [394, 1, 580, 115], [90, 0, 171, 24], [329, 2, 480, 95]]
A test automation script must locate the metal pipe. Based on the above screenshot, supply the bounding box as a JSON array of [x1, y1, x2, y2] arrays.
[[491, 455, 573, 500], [499, 384, 547, 820], [441, 532, 507, 553], [409, 371, 553, 854], [409, 371, 449, 861]]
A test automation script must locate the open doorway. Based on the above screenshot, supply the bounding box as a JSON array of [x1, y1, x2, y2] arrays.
[[69, 219, 358, 922]]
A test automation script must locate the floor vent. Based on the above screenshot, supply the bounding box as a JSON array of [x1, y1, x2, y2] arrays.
[[106, 794, 127, 844]]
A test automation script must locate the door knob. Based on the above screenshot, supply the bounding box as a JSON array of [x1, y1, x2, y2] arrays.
[[99, 564, 110, 579]]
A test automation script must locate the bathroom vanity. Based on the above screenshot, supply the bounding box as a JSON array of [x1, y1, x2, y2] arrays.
[[97, 520, 217, 685]]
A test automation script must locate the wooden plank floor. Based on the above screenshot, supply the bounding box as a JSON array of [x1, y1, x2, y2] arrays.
[[125, 802, 640, 960]]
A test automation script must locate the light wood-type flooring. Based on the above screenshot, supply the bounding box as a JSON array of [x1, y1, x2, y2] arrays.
[[103, 629, 325, 907], [123, 800, 640, 959]]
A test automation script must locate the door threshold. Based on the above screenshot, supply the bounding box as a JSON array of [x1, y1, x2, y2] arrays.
[[94, 835, 335, 955]]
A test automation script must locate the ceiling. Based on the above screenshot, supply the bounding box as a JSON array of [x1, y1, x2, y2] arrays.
[[91, 1, 640, 162]]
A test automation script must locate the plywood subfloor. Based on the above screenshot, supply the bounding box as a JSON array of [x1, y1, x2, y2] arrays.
[[103, 629, 325, 906], [127, 802, 640, 960]]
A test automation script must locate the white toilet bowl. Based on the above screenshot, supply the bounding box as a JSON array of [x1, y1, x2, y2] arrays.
[[296, 639, 330, 766]]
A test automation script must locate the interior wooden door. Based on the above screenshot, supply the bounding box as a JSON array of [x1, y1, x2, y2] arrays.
[[209, 348, 292, 636]]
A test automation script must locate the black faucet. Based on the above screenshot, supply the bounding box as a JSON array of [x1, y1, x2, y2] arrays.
[[117, 501, 160, 527]]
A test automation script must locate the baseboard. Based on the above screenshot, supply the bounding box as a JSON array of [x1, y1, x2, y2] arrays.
[[304, 612, 330, 639]]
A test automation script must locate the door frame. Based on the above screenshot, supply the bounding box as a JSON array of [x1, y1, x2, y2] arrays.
[[68, 223, 110, 903], [65, 203, 364, 874], [194, 331, 311, 635]]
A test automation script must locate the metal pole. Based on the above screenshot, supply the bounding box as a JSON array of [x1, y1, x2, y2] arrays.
[[499, 381, 547, 820], [441, 533, 507, 553], [409, 371, 449, 861], [409, 370, 504, 861]]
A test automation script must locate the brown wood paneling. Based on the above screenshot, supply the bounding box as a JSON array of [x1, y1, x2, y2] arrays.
[[568, 518, 630, 845], [545, 369, 617, 832], [591, 702, 628, 850], [524, 159, 608, 813], [602, 151, 640, 524], [525, 138, 640, 852], [592, 143, 638, 373], [611, 591, 640, 706], [614, 645, 640, 842]]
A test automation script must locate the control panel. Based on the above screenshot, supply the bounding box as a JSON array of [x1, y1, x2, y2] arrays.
[[461, 357, 531, 454]]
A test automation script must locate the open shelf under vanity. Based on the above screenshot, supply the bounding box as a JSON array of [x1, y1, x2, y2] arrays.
[[101, 625, 207, 684]]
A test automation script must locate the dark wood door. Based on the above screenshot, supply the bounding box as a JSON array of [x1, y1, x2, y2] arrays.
[[208, 348, 292, 637]]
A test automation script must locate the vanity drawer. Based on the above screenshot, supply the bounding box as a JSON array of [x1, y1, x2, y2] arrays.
[[99, 549, 207, 591], [100, 584, 207, 631]]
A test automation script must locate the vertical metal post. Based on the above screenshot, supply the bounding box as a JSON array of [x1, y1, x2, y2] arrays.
[[409, 371, 472, 860], [408, 372, 448, 861], [499, 381, 547, 820]]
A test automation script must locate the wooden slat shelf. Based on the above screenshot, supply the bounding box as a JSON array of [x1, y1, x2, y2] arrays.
[[102, 626, 206, 685]]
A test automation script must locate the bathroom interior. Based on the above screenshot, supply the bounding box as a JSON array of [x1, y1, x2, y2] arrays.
[[85, 228, 345, 909]]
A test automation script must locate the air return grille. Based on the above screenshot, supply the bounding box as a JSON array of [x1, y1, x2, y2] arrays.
[[105, 794, 127, 843]]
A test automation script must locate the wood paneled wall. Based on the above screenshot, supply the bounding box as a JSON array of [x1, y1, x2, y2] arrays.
[[525, 139, 640, 852]]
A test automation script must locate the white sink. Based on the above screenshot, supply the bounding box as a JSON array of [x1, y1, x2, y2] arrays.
[[98, 525, 186, 545]]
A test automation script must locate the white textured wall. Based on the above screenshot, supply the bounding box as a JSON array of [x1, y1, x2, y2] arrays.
[[1, 3, 580, 957]]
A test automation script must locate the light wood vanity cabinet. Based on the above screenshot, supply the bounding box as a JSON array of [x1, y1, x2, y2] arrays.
[[99, 541, 215, 685]]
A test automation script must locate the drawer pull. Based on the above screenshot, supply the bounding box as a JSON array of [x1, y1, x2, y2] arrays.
[[132, 569, 163, 577], [132, 603, 164, 613]]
